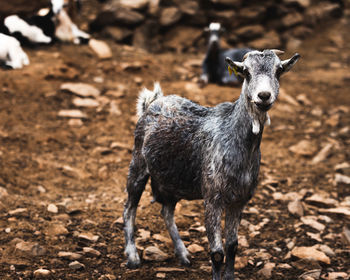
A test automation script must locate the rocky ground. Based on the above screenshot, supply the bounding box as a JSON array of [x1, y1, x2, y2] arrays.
[[0, 4, 350, 280]]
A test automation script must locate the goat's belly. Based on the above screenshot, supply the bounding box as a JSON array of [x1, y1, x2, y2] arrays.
[[145, 153, 203, 202]]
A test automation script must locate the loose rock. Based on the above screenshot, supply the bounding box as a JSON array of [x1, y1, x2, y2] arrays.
[[89, 39, 112, 59], [69, 261, 85, 270], [142, 246, 169, 261], [58, 251, 83, 260], [47, 204, 58, 214], [60, 83, 100, 98], [288, 199, 304, 217], [187, 244, 204, 254], [33, 268, 51, 278], [58, 110, 88, 119], [291, 246, 331, 264]]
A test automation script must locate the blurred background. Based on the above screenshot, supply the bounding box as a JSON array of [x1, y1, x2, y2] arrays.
[[0, 1, 349, 280]]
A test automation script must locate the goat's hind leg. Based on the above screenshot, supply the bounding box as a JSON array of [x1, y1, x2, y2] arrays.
[[123, 159, 149, 268], [161, 202, 191, 266]]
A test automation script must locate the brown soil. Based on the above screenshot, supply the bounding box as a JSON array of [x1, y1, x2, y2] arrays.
[[0, 8, 349, 280]]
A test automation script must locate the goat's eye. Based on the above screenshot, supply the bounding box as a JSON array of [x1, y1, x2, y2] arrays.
[[243, 69, 251, 81]]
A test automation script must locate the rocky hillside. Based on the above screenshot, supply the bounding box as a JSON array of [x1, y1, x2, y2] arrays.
[[89, 0, 344, 52]]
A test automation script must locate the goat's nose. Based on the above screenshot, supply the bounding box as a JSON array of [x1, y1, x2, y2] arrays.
[[258, 91, 271, 102]]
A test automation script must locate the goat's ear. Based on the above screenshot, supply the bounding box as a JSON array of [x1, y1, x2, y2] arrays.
[[281, 53, 300, 74], [225, 57, 244, 77]]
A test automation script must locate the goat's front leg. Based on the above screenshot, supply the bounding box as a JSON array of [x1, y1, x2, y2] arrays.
[[205, 201, 224, 280], [223, 206, 242, 280], [161, 203, 191, 266]]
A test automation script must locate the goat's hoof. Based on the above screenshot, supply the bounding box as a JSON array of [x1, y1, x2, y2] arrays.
[[126, 257, 141, 269], [180, 256, 191, 267]]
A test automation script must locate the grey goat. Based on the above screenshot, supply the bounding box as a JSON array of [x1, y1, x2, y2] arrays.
[[123, 49, 300, 280]]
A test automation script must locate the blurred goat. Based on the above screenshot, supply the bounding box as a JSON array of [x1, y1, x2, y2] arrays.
[[200, 23, 251, 86], [0, 33, 29, 69]]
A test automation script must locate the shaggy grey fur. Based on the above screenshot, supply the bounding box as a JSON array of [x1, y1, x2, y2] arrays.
[[123, 49, 300, 280]]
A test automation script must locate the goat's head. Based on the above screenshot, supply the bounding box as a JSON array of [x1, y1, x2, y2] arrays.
[[226, 50, 300, 112], [204, 22, 225, 47]]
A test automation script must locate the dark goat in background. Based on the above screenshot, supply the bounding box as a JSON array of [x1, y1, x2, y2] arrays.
[[123, 49, 300, 280], [200, 23, 252, 86]]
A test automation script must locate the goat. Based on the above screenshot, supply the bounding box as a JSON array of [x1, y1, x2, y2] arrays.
[[0, 0, 89, 45], [123, 49, 300, 280], [200, 23, 252, 86], [0, 33, 29, 69]]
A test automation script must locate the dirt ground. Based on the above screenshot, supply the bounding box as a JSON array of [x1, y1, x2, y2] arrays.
[[0, 6, 349, 280]]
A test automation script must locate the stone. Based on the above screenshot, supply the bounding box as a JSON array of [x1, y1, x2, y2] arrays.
[[210, 0, 242, 7], [281, 12, 303, 28], [156, 273, 166, 279], [102, 26, 133, 42], [58, 251, 83, 260], [152, 234, 172, 245], [73, 98, 99, 108], [306, 232, 322, 242], [0, 186, 8, 199], [78, 232, 99, 242], [160, 7, 182, 27], [155, 267, 186, 272], [58, 110, 87, 119], [305, 3, 341, 25], [235, 25, 264, 41], [342, 226, 350, 245], [89, 39, 112, 59], [68, 119, 83, 127], [132, 20, 160, 52], [318, 207, 350, 217], [163, 26, 202, 53], [9, 208, 27, 215], [290, 26, 313, 39], [137, 229, 151, 242], [335, 174, 350, 185], [33, 268, 51, 278], [317, 244, 335, 257], [305, 194, 338, 208], [311, 143, 333, 165], [258, 262, 275, 278], [148, 0, 160, 15], [299, 269, 321, 280], [61, 83, 100, 98], [187, 244, 204, 253], [16, 241, 35, 252], [69, 261, 85, 270], [90, 8, 144, 30], [46, 223, 68, 236], [278, 88, 299, 106], [47, 204, 58, 214], [288, 199, 304, 217], [176, 0, 199, 15], [249, 31, 281, 49], [326, 272, 348, 280], [142, 246, 169, 261], [291, 246, 330, 264], [235, 256, 248, 269], [119, 0, 149, 10], [283, 0, 311, 8], [83, 247, 101, 257], [289, 140, 317, 156], [300, 216, 325, 232]]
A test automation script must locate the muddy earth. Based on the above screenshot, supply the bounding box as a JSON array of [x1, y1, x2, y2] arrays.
[[0, 5, 349, 280]]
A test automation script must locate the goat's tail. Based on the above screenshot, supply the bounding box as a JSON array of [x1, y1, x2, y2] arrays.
[[136, 82, 163, 118]]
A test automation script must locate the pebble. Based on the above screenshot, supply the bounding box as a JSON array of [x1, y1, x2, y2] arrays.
[[69, 261, 85, 270], [58, 110, 87, 119], [300, 216, 326, 232], [68, 119, 83, 127], [289, 140, 317, 156], [47, 204, 58, 214], [89, 39, 112, 59], [33, 268, 51, 278], [291, 246, 330, 264], [9, 208, 28, 215], [0, 186, 8, 198], [258, 262, 275, 278], [78, 232, 99, 242], [73, 97, 100, 108], [305, 194, 338, 208], [83, 247, 101, 257], [142, 246, 169, 261], [288, 199, 304, 217], [187, 244, 204, 254], [60, 83, 100, 98], [58, 251, 83, 260]]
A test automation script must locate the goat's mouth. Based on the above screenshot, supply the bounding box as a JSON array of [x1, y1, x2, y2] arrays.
[[255, 102, 272, 111]]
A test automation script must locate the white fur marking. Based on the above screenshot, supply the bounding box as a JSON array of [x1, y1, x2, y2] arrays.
[[209, 22, 221, 31], [0, 33, 29, 69], [252, 119, 260, 134], [4, 15, 51, 44]]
